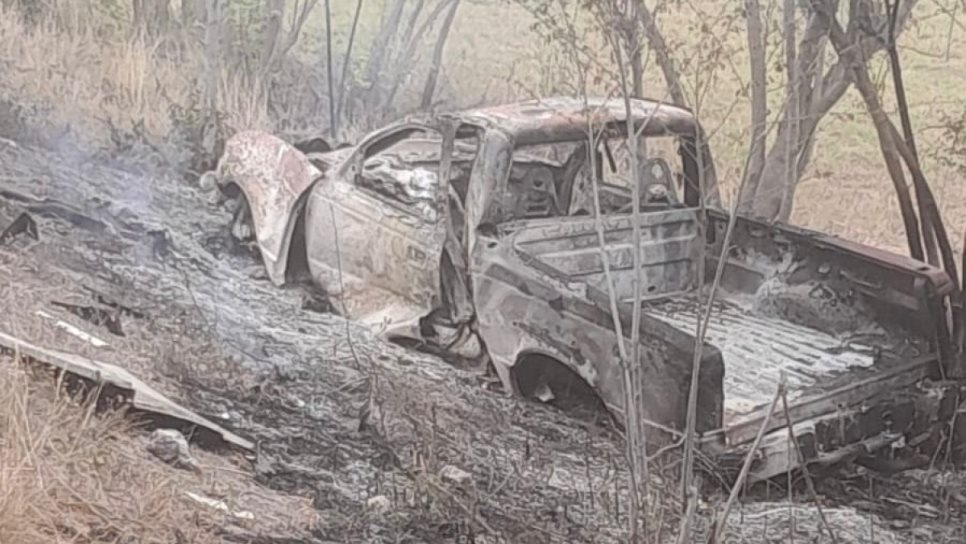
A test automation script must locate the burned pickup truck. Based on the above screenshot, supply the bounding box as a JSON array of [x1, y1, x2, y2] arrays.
[[203, 97, 963, 481]]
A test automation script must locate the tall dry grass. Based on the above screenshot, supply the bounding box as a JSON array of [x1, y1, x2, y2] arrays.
[[0, 3, 273, 152], [0, 361, 226, 543]]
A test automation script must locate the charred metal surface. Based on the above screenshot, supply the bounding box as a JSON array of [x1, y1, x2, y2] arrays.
[[204, 96, 962, 482], [716, 378, 959, 482], [215, 131, 322, 285], [452, 97, 706, 146], [706, 211, 949, 361], [508, 208, 702, 302], [471, 250, 724, 441], [646, 295, 888, 420], [0, 210, 38, 244]]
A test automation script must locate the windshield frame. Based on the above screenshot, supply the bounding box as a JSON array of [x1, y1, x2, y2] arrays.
[[479, 124, 715, 227]]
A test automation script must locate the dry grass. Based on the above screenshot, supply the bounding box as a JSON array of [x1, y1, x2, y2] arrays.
[[0, 360, 220, 543], [0, 357, 319, 544], [0, 3, 273, 151]]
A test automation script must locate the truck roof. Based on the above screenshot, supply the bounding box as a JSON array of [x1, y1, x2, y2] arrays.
[[451, 96, 700, 145]]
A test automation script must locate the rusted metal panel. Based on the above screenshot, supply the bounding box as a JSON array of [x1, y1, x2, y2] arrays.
[[301, 126, 450, 329], [454, 97, 700, 145], [216, 131, 322, 286], [508, 209, 701, 302], [471, 237, 725, 441], [304, 180, 444, 324], [713, 355, 938, 447], [0, 331, 253, 450]]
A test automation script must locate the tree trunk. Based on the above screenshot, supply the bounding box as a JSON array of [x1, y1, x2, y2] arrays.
[[626, 0, 643, 97], [750, 0, 918, 221], [337, 0, 366, 127], [778, 0, 799, 221], [738, 0, 767, 215], [384, 0, 447, 113], [814, 0, 924, 260], [197, 0, 224, 171], [133, 0, 172, 39], [181, 0, 207, 39], [637, 2, 687, 106], [420, 0, 461, 110], [325, 0, 337, 135], [886, 0, 939, 265], [364, 0, 406, 109], [260, 0, 285, 73]]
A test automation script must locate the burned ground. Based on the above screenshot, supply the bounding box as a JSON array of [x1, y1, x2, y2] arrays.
[[0, 134, 964, 542], [0, 136, 636, 541]]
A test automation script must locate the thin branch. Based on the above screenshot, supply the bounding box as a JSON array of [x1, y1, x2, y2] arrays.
[[614, 32, 652, 538], [781, 385, 839, 544], [325, 0, 336, 137], [813, 0, 925, 261], [584, 99, 640, 542], [712, 379, 785, 544]]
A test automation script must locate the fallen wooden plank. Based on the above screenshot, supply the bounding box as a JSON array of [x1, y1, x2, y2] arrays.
[[0, 330, 254, 451]]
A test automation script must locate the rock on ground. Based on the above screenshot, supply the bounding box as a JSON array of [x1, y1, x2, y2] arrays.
[[146, 429, 199, 471]]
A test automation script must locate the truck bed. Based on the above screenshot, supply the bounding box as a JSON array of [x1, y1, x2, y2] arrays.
[[643, 293, 894, 423]]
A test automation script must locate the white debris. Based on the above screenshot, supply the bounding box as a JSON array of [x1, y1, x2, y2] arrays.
[[198, 171, 218, 192], [366, 495, 391, 512], [533, 380, 555, 403], [185, 491, 255, 520], [36, 310, 108, 347], [439, 465, 472, 486], [147, 429, 198, 471]]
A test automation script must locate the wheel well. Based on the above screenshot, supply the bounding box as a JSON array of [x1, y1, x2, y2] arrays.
[[221, 181, 310, 284], [512, 352, 610, 424], [284, 207, 310, 283]]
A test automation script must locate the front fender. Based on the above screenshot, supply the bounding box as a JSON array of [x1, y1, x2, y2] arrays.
[[216, 131, 322, 285]]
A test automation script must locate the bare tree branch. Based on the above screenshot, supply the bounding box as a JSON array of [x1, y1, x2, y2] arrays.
[[637, 1, 687, 106], [813, 0, 925, 260], [337, 0, 365, 126]]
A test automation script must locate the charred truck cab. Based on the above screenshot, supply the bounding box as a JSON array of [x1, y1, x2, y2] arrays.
[[208, 97, 964, 483]]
